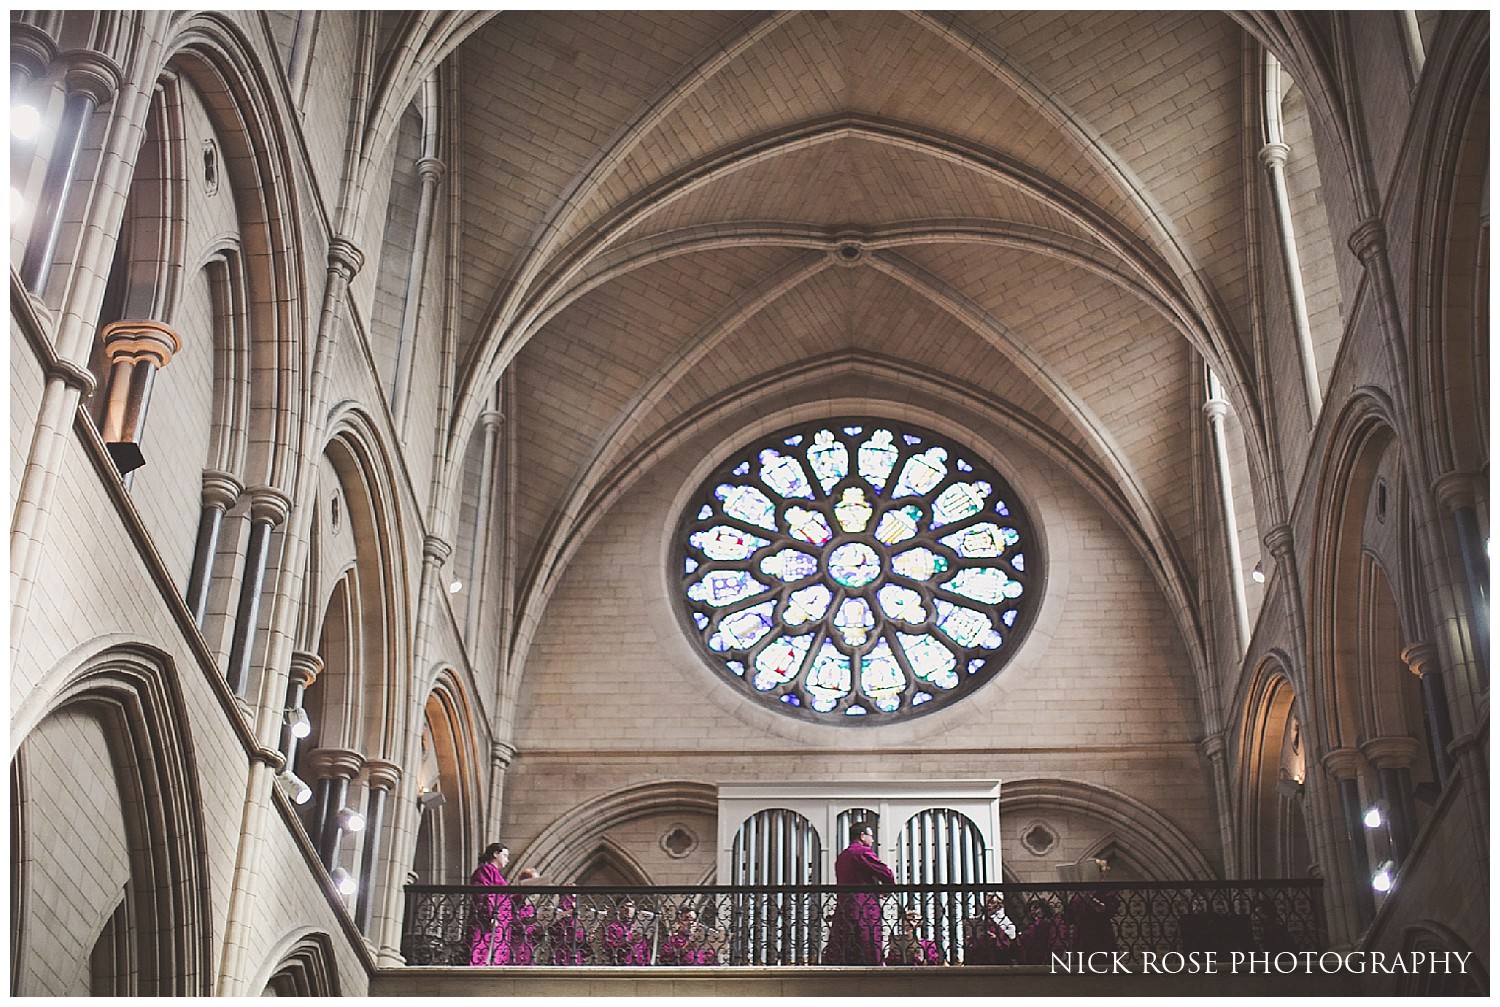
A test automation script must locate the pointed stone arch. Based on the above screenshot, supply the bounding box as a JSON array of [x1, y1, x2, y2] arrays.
[[251, 929, 342, 997], [518, 780, 717, 882]]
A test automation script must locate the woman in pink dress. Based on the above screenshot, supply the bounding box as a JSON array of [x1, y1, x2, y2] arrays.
[[469, 842, 540, 965]]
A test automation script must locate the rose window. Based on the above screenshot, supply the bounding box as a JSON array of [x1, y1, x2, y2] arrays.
[[678, 420, 1040, 721]]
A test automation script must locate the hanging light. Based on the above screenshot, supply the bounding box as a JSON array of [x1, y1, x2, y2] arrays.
[[284, 707, 312, 739], [331, 867, 357, 896], [277, 770, 312, 806], [1371, 860, 1396, 893], [11, 104, 41, 143], [448, 578, 463, 593], [1362, 802, 1386, 830], [1251, 561, 1266, 584], [337, 807, 366, 833]]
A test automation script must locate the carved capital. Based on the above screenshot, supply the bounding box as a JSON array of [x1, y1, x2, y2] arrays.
[[1202, 398, 1230, 424], [1432, 470, 1478, 512], [416, 156, 446, 185], [491, 741, 517, 769], [479, 409, 505, 432], [327, 238, 365, 281], [288, 650, 325, 690], [365, 758, 403, 792], [1360, 735, 1422, 770], [100, 319, 182, 368], [59, 48, 122, 106], [1400, 642, 1438, 679], [248, 486, 293, 527], [1263, 523, 1296, 560], [303, 747, 365, 782], [423, 534, 452, 565], [1320, 746, 1364, 781], [10, 23, 57, 82], [48, 357, 96, 396], [1198, 732, 1227, 763], [200, 469, 244, 511], [1258, 141, 1290, 170], [1348, 219, 1387, 264]]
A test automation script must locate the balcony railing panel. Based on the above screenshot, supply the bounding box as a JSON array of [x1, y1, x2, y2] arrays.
[[401, 880, 1325, 967]]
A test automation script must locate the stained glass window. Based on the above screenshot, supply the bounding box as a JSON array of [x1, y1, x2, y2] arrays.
[[679, 419, 1039, 722]]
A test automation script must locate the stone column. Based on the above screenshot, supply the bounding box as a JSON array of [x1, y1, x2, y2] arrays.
[[184, 470, 243, 624], [390, 156, 445, 430], [21, 48, 121, 295], [1401, 642, 1454, 781], [1258, 140, 1322, 420], [281, 650, 323, 767], [1322, 747, 1374, 931], [1203, 395, 1251, 650], [96, 319, 182, 478], [357, 759, 402, 934], [484, 741, 517, 842], [465, 408, 504, 642], [304, 747, 366, 870], [1199, 731, 1238, 877], [225, 487, 292, 699], [1433, 471, 1489, 679], [1360, 735, 1421, 865]]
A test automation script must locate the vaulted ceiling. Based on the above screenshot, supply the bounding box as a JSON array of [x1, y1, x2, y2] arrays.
[[423, 11, 1260, 676]]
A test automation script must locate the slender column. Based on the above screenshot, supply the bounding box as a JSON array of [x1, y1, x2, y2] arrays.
[[305, 748, 365, 869], [1263, 524, 1311, 691], [96, 319, 182, 480], [1401, 643, 1455, 781], [225, 487, 292, 699], [1199, 732, 1237, 877], [280, 650, 323, 766], [185, 470, 243, 624], [20, 49, 121, 295], [465, 408, 504, 641], [356, 759, 402, 933], [1433, 471, 1489, 680], [1203, 395, 1251, 650], [285, 12, 319, 108], [1259, 141, 1322, 420], [1398, 11, 1426, 79], [484, 741, 516, 842], [390, 156, 445, 430], [1322, 747, 1374, 930], [1360, 736, 1421, 864]]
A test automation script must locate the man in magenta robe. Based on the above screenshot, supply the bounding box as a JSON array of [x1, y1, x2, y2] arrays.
[[822, 821, 894, 965], [548, 894, 591, 965], [1065, 859, 1121, 954], [603, 897, 651, 965], [469, 843, 513, 966]]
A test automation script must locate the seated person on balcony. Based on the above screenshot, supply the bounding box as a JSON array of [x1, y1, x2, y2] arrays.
[[602, 897, 651, 965], [885, 906, 942, 965], [1251, 900, 1299, 954], [822, 820, 895, 965], [964, 892, 1017, 964], [1017, 898, 1066, 964], [658, 907, 718, 965], [548, 894, 592, 965], [1065, 858, 1120, 953], [1179, 895, 1253, 954], [469, 842, 541, 966]]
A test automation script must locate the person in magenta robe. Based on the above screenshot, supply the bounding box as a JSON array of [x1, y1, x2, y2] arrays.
[[1017, 898, 1066, 964], [1065, 858, 1121, 954], [658, 907, 718, 965], [885, 906, 942, 965], [548, 894, 592, 965], [602, 897, 651, 965], [822, 820, 895, 965], [469, 843, 513, 966], [964, 892, 1017, 964]]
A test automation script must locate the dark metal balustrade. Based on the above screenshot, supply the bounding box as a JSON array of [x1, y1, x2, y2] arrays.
[[401, 880, 1325, 967]]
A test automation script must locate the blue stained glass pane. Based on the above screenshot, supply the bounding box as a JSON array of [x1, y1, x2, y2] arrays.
[[860, 637, 905, 700], [874, 504, 922, 545], [956, 458, 973, 472], [877, 583, 926, 624], [968, 658, 985, 674], [688, 570, 768, 608], [931, 480, 991, 527], [733, 461, 750, 476], [833, 596, 875, 645], [828, 542, 881, 588], [759, 548, 819, 582], [785, 506, 833, 545], [872, 695, 900, 713], [784, 434, 803, 446], [807, 430, 849, 494], [726, 660, 745, 676], [758, 449, 814, 500], [690, 525, 770, 561], [843, 426, 863, 436], [945, 567, 1022, 604], [716, 484, 777, 530], [995, 499, 1010, 515], [753, 633, 813, 690], [806, 641, 852, 705], [1013, 553, 1025, 571], [903, 434, 922, 445], [912, 692, 932, 706], [684, 557, 699, 574], [692, 612, 708, 629], [897, 632, 958, 689], [933, 598, 993, 647], [892, 447, 948, 498], [1002, 609, 1018, 627], [857, 430, 900, 491], [709, 601, 776, 651], [891, 547, 948, 582], [697, 504, 713, 520], [846, 705, 868, 715], [939, 522, 1017, 558], [783, 584, 832, 625], [781, 694, 800, 706]]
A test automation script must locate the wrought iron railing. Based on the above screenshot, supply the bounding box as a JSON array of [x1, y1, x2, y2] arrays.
[[401, 880, 1325, 967]]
